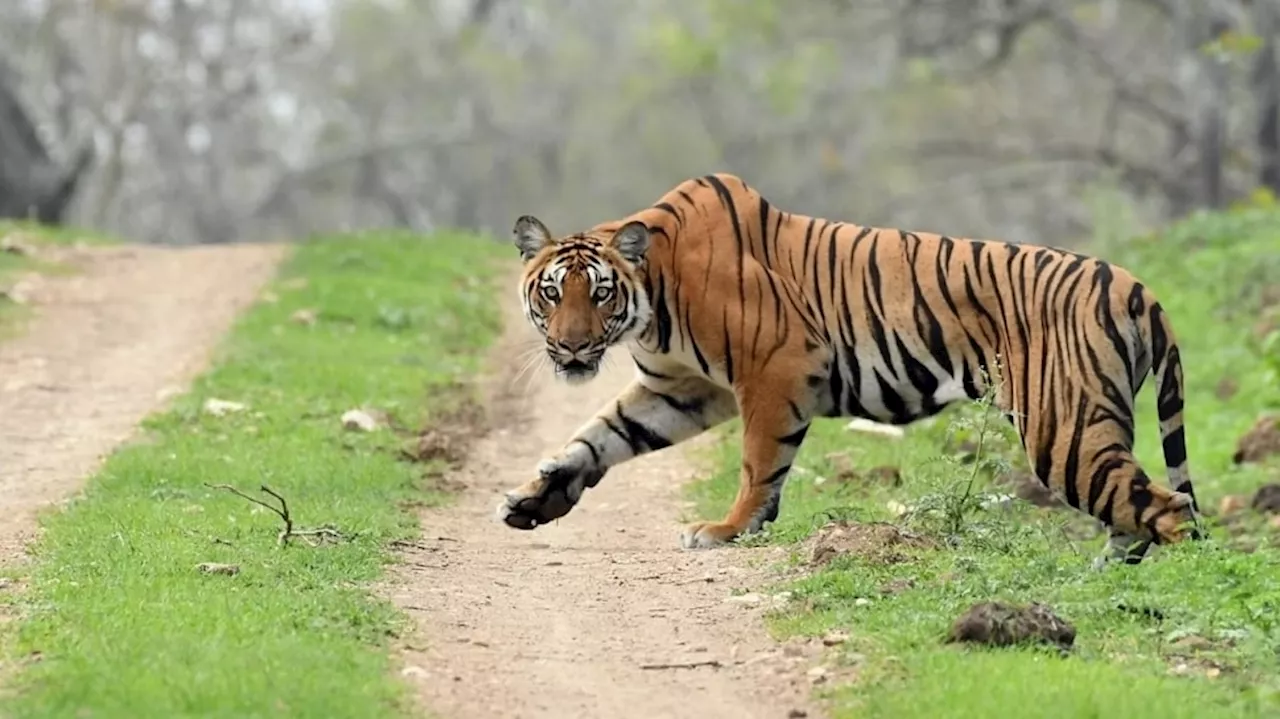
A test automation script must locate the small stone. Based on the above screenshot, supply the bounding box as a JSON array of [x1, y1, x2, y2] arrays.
[[341, 408, 380, 432], [854, 597, 872, 607], [725, 593, 763, 606], [202, 398, 247, 417], [196, 562, 240, 576], [1218, 495, 1246, 516], [886, 500, 911, 517], [788, 710, 808, 718], [821, 631, 849, 646], [806, 666, 829, 684], [845, 418, 905, 439], [400, 665, 429, 678], [290, 308, 317, 325]]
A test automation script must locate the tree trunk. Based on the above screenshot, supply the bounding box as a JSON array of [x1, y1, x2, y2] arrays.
[[1255, 2, 1280, 194], [0, 70, 92, 224]]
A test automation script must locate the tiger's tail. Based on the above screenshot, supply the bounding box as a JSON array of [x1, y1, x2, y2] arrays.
[[1142, 289, 1204, 537]]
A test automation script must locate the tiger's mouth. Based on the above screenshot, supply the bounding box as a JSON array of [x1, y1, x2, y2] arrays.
[[553, 358, 600, 385]]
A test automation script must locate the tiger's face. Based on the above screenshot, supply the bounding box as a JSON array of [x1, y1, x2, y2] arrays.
[[512, 215, 653, 385]]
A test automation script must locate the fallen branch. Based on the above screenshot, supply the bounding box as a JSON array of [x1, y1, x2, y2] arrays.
[[639, 659, 723, 671], [206, 483, 347, 547]]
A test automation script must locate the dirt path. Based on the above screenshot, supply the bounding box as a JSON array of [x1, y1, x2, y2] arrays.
[[0, 242, 286, 564], [387, 280, 826, 719]]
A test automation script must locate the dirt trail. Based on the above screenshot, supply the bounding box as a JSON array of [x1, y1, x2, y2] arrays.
[[388, 281, 826, 719], [0, 242, 286, 563]]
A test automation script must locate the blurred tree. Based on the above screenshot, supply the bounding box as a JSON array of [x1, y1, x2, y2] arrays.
[[0, 62, 92, 223], [0, 0, 1276, 247]]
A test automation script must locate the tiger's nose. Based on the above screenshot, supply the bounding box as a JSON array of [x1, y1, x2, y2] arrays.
[[558, 338, 591, 354]]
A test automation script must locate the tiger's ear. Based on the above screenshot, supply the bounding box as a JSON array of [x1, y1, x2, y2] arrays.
[[609, 221, 650, 264], [513, 215, 553, 262]]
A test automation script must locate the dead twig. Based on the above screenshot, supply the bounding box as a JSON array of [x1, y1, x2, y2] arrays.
[[206, 483, 347, 547], [639, 659, 723, 671]]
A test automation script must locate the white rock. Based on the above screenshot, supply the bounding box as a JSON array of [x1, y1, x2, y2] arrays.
[[202, 398, 247, 416], [341, 408, 380, 432]]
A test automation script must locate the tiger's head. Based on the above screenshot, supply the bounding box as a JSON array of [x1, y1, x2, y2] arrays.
[[512, 215, 653, 385]]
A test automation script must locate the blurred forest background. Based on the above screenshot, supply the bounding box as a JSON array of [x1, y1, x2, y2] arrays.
[[1, 0, 1277, 249]]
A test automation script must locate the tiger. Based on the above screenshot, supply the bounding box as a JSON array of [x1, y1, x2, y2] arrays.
[[496, 172, 1204, 566]]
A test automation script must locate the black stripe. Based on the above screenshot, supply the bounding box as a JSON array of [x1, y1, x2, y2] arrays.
[[721, 309, 735, 384], [570, 438, 601, 465], [762, 465, 791, 485], [778, 425, 810, 447], [1161, 427, 1187, 468], [1063, 393, 1088, 510], [616, 405, 673, 452], [633, 356, 673, 379], [655, 390, 706, 417]]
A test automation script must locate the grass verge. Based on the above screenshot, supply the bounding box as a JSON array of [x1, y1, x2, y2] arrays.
[[0, 220, 116, 335], [688, 203, 1280, 718], [0, 229, 504, 718]]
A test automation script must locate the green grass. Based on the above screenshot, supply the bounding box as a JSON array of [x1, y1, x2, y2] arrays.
[[688, 203, 1280, 718], [0, 229, 505, 718]]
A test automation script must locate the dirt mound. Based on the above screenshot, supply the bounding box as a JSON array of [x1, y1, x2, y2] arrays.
[[1232, 415, 1280, 465], [398, 385, 488, 468], [1252, 484, 1280, 513], [805, 521, 936, 567], [945, 601, 1076, 653]]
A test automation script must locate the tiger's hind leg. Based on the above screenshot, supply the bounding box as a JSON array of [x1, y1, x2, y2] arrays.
[[681, 375, 815, 549], [497, 373, 738, 531]]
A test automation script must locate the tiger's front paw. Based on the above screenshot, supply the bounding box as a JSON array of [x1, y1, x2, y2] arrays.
[[679, 521, 742, 550], [495, 457, 600, 531]]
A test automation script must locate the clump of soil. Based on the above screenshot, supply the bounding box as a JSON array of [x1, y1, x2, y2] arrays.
[[863, 466, 902, 486], [945, 601, 1076, 653], [1232, 415, 1280, 465], [1251, 484, 1280, 513], [398, 383, 488, 481], [805, 521, 936, 567], [819, 452, 901, 488]]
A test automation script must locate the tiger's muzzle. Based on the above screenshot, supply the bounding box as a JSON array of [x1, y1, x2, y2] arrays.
[[548, 338, 604, 384]]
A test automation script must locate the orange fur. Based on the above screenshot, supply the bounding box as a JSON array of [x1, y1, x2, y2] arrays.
[[497, 174, 1202, 564]]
